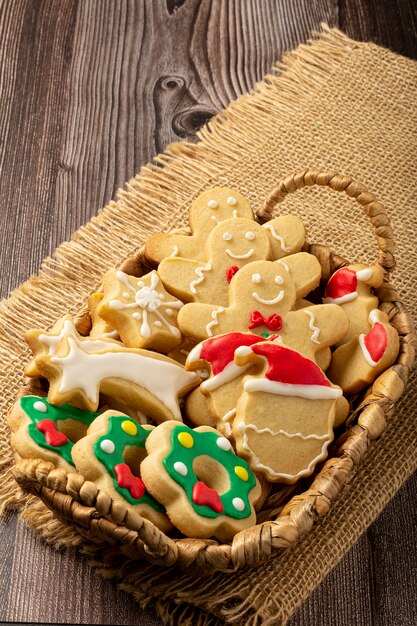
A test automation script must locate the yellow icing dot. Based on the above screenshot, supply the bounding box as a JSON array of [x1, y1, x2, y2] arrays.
[[178, 432, 194, 448], [121, 420, 138, 436], [234, 466, 249, 481]]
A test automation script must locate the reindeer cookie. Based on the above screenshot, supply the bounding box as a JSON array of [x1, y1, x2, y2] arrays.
[[97, 269, 183, 352], [158, 215, 305, 306], [327, 309, 399, 393], [145, 188, 254, 264], [323, 263, 384, 344], [26, 315, 199, 420], [232, 342, 342, 483]]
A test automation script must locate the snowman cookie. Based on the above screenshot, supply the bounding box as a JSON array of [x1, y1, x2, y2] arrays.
[[140, 421, 261, 541], [158, 215, 305, 306], [323, 263, 384, 344], [97, 269, 183, 352], [71, 411, 171, 531], [327, 309, 399, 393], [232, 342, 343, 483]]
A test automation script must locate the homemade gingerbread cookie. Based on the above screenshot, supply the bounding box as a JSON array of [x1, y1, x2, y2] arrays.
[[140, 421, 261, 541], [7, 395, 98, 471], [29, 316, 199, 420], [145, 188, 255, 264], [158, 215, 305, 306], [97, 269, 183, 351], [323, 263, 384, 344], [232, 342, 343, 483], [327, 309, 399, 393], [71, 411, 171, 530]]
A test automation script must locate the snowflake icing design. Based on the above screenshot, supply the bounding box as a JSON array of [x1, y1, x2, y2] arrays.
[[109, 271, 183, 339]]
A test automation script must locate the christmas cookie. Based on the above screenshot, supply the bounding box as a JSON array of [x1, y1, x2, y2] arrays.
[[184, 387, 215, 428], [232, 342, 342, 483], [71, 411, 171, 531], [97, 269, 183, 351], [7, 395, 98, 471], [29, 315, 199, 420], [140, 421, 261, 541], [327, 309, 399, 393], [88, 292, 119, 341], [323, 263, 384, 344]]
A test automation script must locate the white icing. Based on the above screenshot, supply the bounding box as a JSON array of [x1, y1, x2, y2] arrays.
[[165, 308, 174, 316], [33, 401, 47, 413], [232, 209, 238, 218], [356, 268, 373, 281], [358, 333, 378, 366], [132, 312, 141, 320], [122, 292, 130, 298], [225, 248, 254, 259], [50, 337, 198, 419], [190, 263, 211, 294], [174, 461, 188, 476], [102, 329, 120, 339], [153, 321, 162, 327], [277, 259, 289, 272], [202, 361, 251, 391], [205, 306, 225, 337], [169, 245, 179, 258], [303, 310, 321, 344], [245, 231, 255, 240], [251, 274, 261, 284], [274, 275, 284, 285], [243, 378, 342, 399], [187, 343, 202, 363], [211, 215, 220, 223], [221, 408, 236, 423], [252, 289, 284, 305], [232, 497, 245, 511], [216, 436, 231, 451], [222, 232, 232, 241], [136, 410, 148, 425], [100, 439, 115, 454], [263, 224, 290, 252], [38, 319, 115, 358], [227, 196, 237, 205], [368, 309, 380, 324], [196, 369, 209, 379], [323, 292, 357, 305], [208, 200, 218, 209], [234, 345, 253, 358], [243, 424, 330, 441]]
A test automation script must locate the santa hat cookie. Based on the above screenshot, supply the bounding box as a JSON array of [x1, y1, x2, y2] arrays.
[[327, 309, 399, 394], [232, 342, 342, 484], [323, 267, 373, 305]]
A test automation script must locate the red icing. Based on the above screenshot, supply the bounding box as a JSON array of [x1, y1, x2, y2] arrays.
[[248, 310, 283, 331], [192, 481, 224, 513], [199, 333, 269, 375], [36, 419, 69, 447], [114, 463, 146, 500], [226, 265, 239, 283], [324, 268, 357, 300], [251, 343, 332, 387], [363, 322, 387, 362]]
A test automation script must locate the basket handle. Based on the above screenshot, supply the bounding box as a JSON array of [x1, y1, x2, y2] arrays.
[[257, 169, 395, 273]]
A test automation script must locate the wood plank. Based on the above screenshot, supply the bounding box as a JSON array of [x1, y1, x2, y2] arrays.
[[0, 1, 416, 624]]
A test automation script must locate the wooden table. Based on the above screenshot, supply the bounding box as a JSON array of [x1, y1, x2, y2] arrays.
[[1, 2, 416, 624]]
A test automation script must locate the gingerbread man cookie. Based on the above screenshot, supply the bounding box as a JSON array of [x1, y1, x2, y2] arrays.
[[97, 269, 183, 352], [232, 342, 342, 483], [28, 315, 199, 420], [327, 309, 399, 393], [71, 411, 171, 531], [7, 395, 98, 471], [145, 188, 255, 264], [140, 421, 261, 540], [323, 263, 384, 344], [158, 215, 305, 306]]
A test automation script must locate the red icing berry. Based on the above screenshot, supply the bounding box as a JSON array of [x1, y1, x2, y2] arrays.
[[363, 322, 387, 363], [114, 463, 146, 500], [199, 333, 269, 375], [36, 419, 69, 447], [226, 265, 239, 283], [324, 268, 357, 301], [251, 343, 332, 387], [248, 310, 283, 331], [192, 481, 224, 513]]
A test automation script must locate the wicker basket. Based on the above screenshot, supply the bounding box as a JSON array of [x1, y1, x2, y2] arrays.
[[13, 169, 416, 574]]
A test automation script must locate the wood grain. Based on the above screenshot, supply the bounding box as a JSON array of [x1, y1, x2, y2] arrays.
[[0, 1, 416, 624]]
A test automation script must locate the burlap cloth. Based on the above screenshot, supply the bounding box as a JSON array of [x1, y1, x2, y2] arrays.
[[0, 25, 416, 625]]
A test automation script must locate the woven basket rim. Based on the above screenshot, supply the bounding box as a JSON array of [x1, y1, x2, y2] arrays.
[[11, 169, 417, 574]]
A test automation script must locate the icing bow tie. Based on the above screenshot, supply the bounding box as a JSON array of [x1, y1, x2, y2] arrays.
[[248, 310, 283, 331]]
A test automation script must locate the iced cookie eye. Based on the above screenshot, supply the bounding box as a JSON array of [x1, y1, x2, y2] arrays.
[[274, 275, 284, 285], [207, 200, 218, 209], [245, 231, 255, 240], [227, 196, 237, 205], [223, 232, 233, 241], [252, 274, 262, 284]]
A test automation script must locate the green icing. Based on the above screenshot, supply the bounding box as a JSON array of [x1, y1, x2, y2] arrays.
[[94, 415, 164, 511], [21, 395, 99, 465], [163, 425, 257, 520]]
